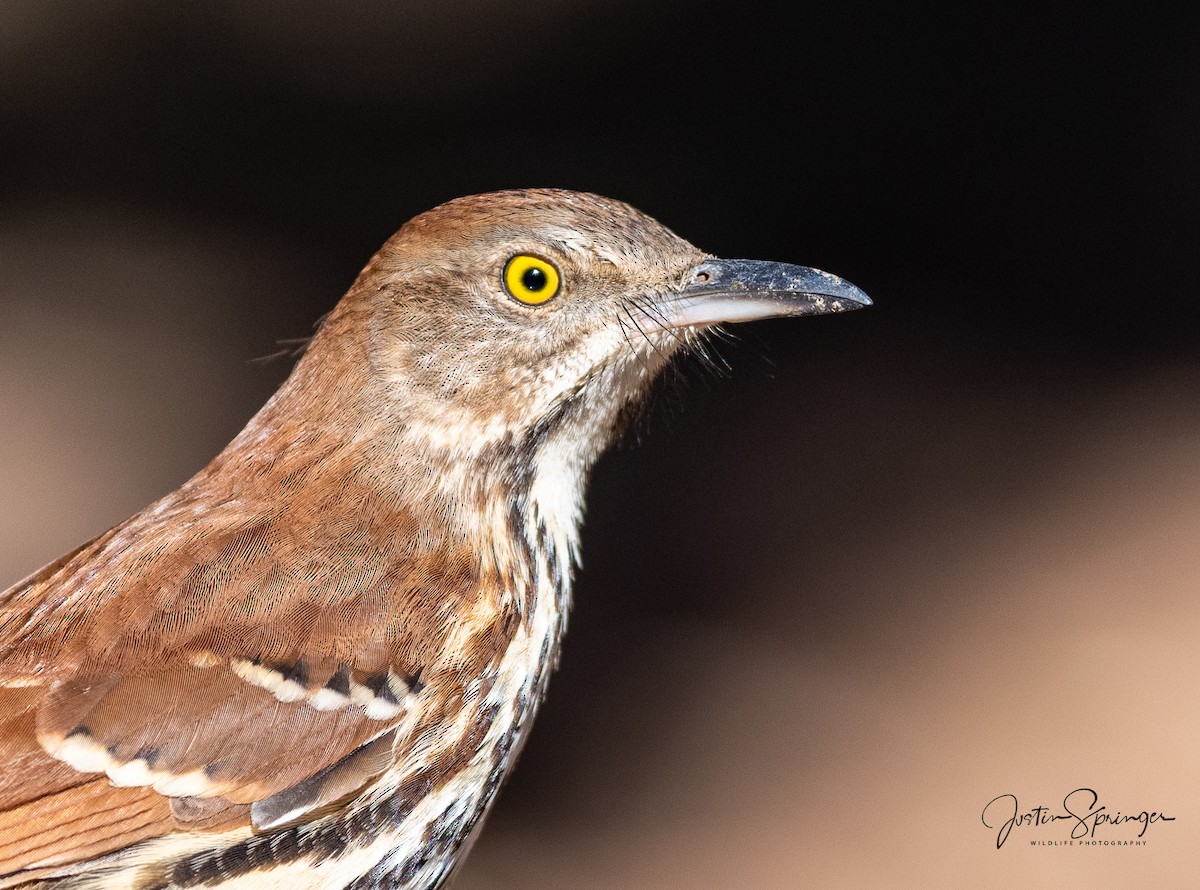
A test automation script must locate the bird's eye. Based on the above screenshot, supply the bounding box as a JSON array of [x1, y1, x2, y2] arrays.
[[503, 255, 561, 306]]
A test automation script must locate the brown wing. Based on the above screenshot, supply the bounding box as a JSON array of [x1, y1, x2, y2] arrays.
[[0, 452, 509, 880]]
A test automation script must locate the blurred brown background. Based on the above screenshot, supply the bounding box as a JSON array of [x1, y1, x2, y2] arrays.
[[2, 3, 1198, 887]]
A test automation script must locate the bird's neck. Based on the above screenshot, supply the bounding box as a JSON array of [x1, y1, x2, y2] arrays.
[[222, 305, 632, 625]]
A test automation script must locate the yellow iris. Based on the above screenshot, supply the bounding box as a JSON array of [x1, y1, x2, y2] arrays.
[[504, 255, 561, 305]]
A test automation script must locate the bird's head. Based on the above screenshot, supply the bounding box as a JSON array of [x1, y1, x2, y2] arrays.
[[248, 189, 869, 559], [320, 189, 870, 468]]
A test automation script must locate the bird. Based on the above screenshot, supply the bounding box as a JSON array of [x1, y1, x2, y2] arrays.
[[0, 189, 869, 889]]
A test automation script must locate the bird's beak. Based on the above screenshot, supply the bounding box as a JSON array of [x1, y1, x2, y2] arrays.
[[658, 258, 872, 329]]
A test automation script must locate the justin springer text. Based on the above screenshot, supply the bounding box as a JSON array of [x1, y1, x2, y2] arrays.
[[981, 788, 1175, 849]]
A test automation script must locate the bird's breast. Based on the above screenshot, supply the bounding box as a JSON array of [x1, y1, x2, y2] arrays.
[[331, 553, 566, 889]]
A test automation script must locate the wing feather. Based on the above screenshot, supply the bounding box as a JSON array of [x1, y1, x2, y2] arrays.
[[0, 449, 510, 881]]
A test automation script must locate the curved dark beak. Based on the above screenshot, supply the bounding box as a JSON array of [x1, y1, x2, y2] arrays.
[[659, 258, 872, 329]]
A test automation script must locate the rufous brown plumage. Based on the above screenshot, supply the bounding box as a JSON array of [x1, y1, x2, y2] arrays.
[[0, 190, 869, 889]]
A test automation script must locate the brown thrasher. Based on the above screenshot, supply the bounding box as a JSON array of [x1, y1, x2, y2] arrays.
[[0, 190, 869, 889]]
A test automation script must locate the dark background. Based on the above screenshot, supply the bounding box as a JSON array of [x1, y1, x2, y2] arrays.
[[2, 3, 1198, 887]]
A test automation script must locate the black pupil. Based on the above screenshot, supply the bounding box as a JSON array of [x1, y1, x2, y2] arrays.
[[521, 266, 547, 292]]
